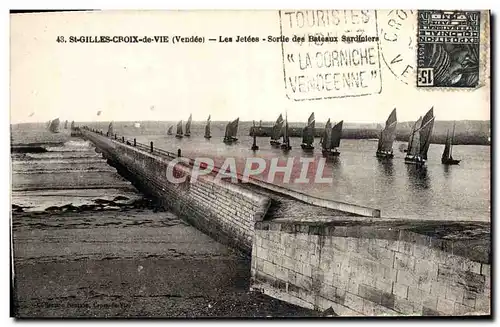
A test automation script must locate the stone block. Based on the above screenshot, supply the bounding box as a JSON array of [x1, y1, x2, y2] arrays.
[[436, 297, 455, 315], [358, 284, 383, 305], [445, 284, 465, 302], [393, 296, 420, 315], [296, 273, 313, 291], [375, 278, 393, 294], [407, 286, 426, 304], [392, 282, 408, 299], [319, 283, 337, 300], [302, 263, 313, 278], [346, 278, 359, 294], [422, 294, 438, 310], [429, 280, 448, 297], [331, 237, 348, 252], [474, 296, 491, 313], [344, 292, 365, 314], [396, 269, 417, 286], [454, 302, 473, 315]]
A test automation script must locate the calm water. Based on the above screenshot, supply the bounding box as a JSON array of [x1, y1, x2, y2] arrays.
[[14, 122, 491, 221]]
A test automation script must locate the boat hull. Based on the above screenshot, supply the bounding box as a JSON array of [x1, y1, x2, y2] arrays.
[[281, 144, 291, 151], [175, 135, 183, 139], [441, 158, 460, 165], [270, 140, 281, 147], [301, 144, 314, 151], [184, 133, 191, 137], [204, 136, 212, 139], [251, 145, 259, 151], [404, 155, 426, 165], [376, 151, 394, 159], [223, 137, 238, 144], [322, 149, 340, 157]]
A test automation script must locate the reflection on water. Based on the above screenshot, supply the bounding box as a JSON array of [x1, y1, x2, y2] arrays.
[[406, 164, 431, 190], [443, 164, 451, 177], [326, 155, 342, 168], [377, 158, 395, 179]]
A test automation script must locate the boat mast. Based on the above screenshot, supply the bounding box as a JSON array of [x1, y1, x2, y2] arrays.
[[284, 112, 290, 147], [450, 121, 456, 158], [252, 120, 257, 147]]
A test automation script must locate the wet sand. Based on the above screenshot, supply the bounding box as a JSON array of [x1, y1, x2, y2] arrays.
[[12, 208, 317, 317]]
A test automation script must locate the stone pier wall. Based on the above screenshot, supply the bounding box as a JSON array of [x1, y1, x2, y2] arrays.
[[82, 130, 270, 253], [250, 219, 490, 316]]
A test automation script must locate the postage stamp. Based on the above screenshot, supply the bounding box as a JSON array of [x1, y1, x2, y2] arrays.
[[416, 10, 480, 88], [279, 10, 382, 101]]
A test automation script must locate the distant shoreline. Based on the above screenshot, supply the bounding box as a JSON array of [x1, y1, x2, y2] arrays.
[[11, 120, 491, 146]]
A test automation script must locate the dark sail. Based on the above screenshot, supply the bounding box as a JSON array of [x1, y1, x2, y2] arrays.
[[442, 130, 451, 161], [185, 114, 192, 136], [302, 112, 315, 144], [321, 119, 332, 150], [107, 122, 114, 136], [441, 122, 460, 165], [251, 120, 259, 150], [281, 114, 291, 150], [224, 118, 239, 140], [176, 121, 183, 136], [49, 118, 60, 133], [271, 114, 284, 141], [419, 108, 435, 159], [407, 117, 422, 157], [204, 115, 211, 138], [378, 109, 397, 153], [64, 120, 68, 129], [330, 120, 343, 148]]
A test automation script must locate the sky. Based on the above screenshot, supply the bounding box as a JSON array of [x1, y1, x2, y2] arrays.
[[10, 10, 491, 124]]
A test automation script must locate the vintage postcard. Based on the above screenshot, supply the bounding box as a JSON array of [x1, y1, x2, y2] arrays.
[[10, 9, 491, 318]]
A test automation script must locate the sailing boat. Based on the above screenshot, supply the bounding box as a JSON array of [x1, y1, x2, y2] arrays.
[[270, 114, 284, 147], [204, 115, 212, 139], [323, 120, 343, 156], [376, 108, 397, 159], [300, 112, 315, 150], [70, 121, 75, 130], [107, 122, 114, 137], [185, 114, 192, 137], [251, 120, 259, 151], [281, 113, 292, 151], [167, 125, 173, 135], [321, 118, 332, 155], [224, 118, 239, 143], [64, 120, 68, 129], [404, 108, 435, 165], [48, 118, 60, 133], [442, 122, 460, 165], [176, 120, 184, 138]]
